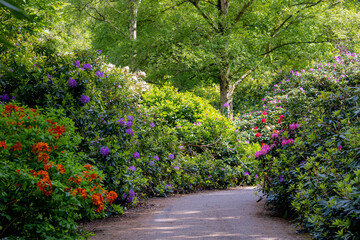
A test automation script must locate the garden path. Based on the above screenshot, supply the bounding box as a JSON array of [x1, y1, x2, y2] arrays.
[[84, 187, 310, 240]]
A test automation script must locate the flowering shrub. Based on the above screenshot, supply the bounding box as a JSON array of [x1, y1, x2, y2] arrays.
[[236, 52, 360, 239], [0, 103, 118, 239]]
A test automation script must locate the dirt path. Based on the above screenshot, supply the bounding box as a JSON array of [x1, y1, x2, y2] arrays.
[[83, 187, 310, 240]]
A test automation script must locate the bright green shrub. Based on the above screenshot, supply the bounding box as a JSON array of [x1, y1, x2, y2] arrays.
[[0, 103, 119, 239]]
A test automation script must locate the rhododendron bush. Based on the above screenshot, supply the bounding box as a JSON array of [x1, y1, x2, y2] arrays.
[[0, 103, 118, 239]]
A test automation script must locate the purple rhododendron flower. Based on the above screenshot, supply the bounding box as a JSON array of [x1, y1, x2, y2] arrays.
[[83, 63, 91, 70], [166, 184, 172, 188], [100, 146, 109, 156], [153, 156, 159, 161], [128, 165, 136, 171], [149, 123, 155, 128], [168, 154, 175, 159], [149, 161, 155, 166], [126, 121, 133, 128], [255, 174, 258, 178], [244, 172, 249, 176], [74, 61, 80, 67], [126, 128, 134, 137], [95, 71, 104, 78], [47, 74, 53, 81], [174, 166, 179, 171], [127, 115, 134, 121], [179, 145, 184, 150], [271, 133, 279, 138], [68, 78, 77, 87], [1, 94, 10, 102], [127, 189, 135, 202], [337, 145, 342, 151], [118, 118, 125, 126], [280, 175, 284, 182], [224, 102, 229, 107], [289, 123, 301, 130], [133, 152, 140, 159], [80, 95, 90, 104]]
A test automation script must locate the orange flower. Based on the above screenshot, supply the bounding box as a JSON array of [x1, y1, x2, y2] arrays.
[[106, 191, 118, 204], [0, 141, 7, 149], [37, 170, 50, 180], [37, 178, 52, 196], [46, 119, 57, 125], [10, 142, 22, 152], [32, 142, 50, 154], [91, 193, 104, 212], [29, 169, 37, 177], [72, 188, 87, 199], [70, 175, 82, 184], [84, 164, 93, 171], [15, 169, 21, 174], [56, 164, 65, 175], [38, 152, 50, 164], [44, 161, 55, 170], [47, 125, 65, 139]]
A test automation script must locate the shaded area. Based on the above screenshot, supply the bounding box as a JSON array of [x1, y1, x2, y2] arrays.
[[85, 187, 310, 240]]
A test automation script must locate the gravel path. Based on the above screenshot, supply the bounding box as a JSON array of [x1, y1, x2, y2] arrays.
[[84, 187, 310, 240]]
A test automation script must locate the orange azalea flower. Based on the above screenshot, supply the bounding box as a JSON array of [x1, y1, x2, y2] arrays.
[[37, 178, 52, 196], [72, 188, 87, 199], [0, 141, 7, 149], [106, 191, 118, 204], [91, 193, 104, 212], [70, 175, 82, 184], [84, 164, 93, 171], [32, 142, 50, 154], [29, 169, 37, 177], [37, 170, 50, 180], [10, 142, 22, 152], [44, 162, 55, 171], [38, 152, 50, 164], [56, 164, 65, 175], [46, 119, 57, 125], [47, 125, 65, 139]]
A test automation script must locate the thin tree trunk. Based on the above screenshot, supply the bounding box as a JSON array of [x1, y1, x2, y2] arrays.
[[129, 0, 141, 40]]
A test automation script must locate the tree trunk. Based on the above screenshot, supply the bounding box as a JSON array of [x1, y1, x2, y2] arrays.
[[219, 68, 233, 117], [129, 0, 141, 40]]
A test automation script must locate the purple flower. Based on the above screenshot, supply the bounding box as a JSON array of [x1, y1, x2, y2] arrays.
[[149, 122, 155, 127], [68, 78, 77, 87], [255, 174, 258, 178], [95, 71, 104, 78], [100, 146, 109, 156], [118, 118, 125, 126], [127, 116, 134, 121], [83, 63, 91, 70], [126, 128, 134, 137], [287, 138, 294, 144], [80, 95, 90, 104], [280, 175, 284, 182], [271, 133, 279, 138], [174, 166, 179, 171], [289, 123, 301, 130], [74, 61, 80, 67], [133, 152, 140, 159], [126, 121, 133, 128], [179, 145, 184, 150], [166, 184, 172, 188], [98, 49, 102, 53], [244, 172, 249, 176], [168, 154, 175, 159], [153, 156, 159, 161], [254, 144, 271, 158], [224, 102, 229, 107], [299, 87, 304, 91], [337, 145, 342, 151], [149, 161, 155, 166], [47, 74, 53, 81], [1, 94, 10, 102], [127, 189, 135, 202], [128, 165, 136, 171]]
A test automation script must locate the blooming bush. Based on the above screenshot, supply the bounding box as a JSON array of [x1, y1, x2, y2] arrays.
[[236, 52, 360, 239], [0, 103, 118, 239]]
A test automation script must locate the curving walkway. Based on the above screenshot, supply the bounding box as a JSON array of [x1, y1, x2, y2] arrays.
[[85, 187, 310, 240]]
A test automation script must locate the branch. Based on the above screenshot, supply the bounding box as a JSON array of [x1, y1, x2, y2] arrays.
[[188, 0, 219, 32], [232, 0, 253, 26], [261, 40, 330, 56], [104, 0, 124, 15]]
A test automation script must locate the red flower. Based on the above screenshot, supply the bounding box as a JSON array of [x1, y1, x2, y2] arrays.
[[262, 118, 266, 123], [0, 141, 7, 149], [279, 115, 285, 120], [255, 132, 261, 137], [254, 126, 258, 130], [262, 111, 267, 115], [277, 119, 282, 124]]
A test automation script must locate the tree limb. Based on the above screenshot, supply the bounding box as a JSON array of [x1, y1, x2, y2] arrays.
[[261, 40, 330, 56], [188, 0, 219, 32], [232, 0, 253, 26]]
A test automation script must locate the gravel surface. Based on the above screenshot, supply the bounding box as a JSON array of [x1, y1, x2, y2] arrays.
[[84, 187, 310, 240]]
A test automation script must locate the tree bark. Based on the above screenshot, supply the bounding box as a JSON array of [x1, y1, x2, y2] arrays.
[[129, 0, 141, 40]]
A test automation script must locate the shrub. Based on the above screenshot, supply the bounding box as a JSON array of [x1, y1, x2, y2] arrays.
[[0, 103, 118, 239]]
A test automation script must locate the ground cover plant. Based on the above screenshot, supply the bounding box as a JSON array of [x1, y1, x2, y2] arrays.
[[234, 52, 360, 239]]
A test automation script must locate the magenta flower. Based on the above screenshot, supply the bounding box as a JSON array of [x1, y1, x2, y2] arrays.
[[244, 172, 249, 176], [337, 145, 342, 151], [224, 102, 229, 107], [174, 166, 179, 171]]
